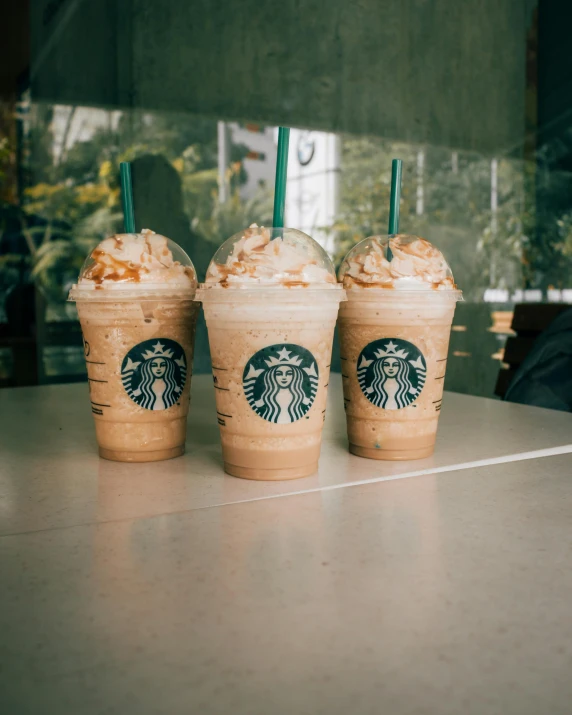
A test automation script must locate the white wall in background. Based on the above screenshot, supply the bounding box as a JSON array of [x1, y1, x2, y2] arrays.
[[286, 129, 340, 254]]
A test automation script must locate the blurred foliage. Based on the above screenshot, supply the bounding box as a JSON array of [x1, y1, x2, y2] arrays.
[[332, 139, 426, 264], [332, 135, 572, 294], [192, 163, 273, 244], [0, 254, 26, 296], [0, 138, 12, 196], [3, 101, 572, 315], [30, 237, 99, 303], [556, 212, 572, 257], [0, 105, 271, 308], [0, 103, 18, 204]]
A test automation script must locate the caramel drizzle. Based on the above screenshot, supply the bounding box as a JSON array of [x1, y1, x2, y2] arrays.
[[211, 261, 335, 288], [84, 236, 194, 285], [84, 249, 145, 284]]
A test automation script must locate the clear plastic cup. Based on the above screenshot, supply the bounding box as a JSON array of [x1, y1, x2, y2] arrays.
[[197, 227, 345, 480], [338, 234, 462, 460], [69, 233, 199, 462]]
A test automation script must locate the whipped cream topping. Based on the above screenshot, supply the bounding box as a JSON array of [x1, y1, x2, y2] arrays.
[[341, 234, 456, 290], [78, 229, 196, 289], [205, 225, 337, 287]]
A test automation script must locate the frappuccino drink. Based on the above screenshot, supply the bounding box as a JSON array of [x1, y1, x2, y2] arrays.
[[69, 229, 199, 462], [197, 226, 345, 480], [338, 234, 462, 460]]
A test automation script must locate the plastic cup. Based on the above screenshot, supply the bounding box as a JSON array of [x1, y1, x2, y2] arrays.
[[197, 227, 345, 480], [69, 234, 199, 462], [338, 235, 462, 460]]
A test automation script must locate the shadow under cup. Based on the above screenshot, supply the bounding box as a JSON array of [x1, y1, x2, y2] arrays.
[[338, 289, 462, 460], [76, 298, 199, 462], [200, 288, 344, 480]]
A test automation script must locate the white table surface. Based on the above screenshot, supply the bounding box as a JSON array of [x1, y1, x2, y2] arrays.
[[1, 377, 572, 713], [1, 375, 572, 534]]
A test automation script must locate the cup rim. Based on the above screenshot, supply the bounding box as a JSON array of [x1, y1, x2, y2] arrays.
[[68, 284, 197, 302], [197, 282, 345, 292], [342, 287, 463, 302], [196, 284, 346, 303]]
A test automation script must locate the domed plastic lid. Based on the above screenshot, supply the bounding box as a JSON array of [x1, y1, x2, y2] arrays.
[[201, 225, 339, 288], [338, 233, 458, 292], [68, 230, 197, 301]]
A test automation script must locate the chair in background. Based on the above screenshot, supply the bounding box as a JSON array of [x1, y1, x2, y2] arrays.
[[495, 303, 572, 398]]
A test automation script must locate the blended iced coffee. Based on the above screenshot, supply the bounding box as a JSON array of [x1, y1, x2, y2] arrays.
[[69, 229, 199, 462], [197, 225, 345, 480], [338, 234, 462, 460]]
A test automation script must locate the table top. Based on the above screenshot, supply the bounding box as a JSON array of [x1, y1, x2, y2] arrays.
[[2, 376, 572, 535], [1, 377, 572, 713]]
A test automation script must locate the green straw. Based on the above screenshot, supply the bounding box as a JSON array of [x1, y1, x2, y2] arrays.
[[120, 161, 136, 233], [387, 158, 402, 260], [272, 127, 290, 230]]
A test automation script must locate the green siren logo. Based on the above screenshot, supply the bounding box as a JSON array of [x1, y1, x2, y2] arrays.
[[243, 344, 319, 423], [121, 339, 187, 411], [357, 338, 427, 410]]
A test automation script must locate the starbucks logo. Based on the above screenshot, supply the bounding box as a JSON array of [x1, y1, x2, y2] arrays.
[[121, 339, 187, 411], [243, 344, 319, 423], [357, 338, 427, 410]]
